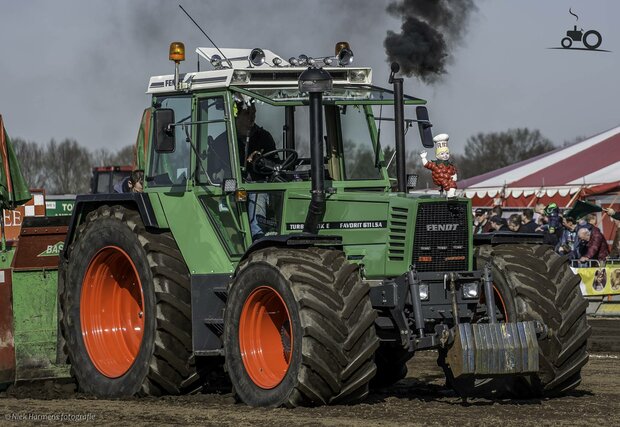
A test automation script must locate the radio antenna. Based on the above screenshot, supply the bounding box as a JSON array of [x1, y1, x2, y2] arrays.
[[178, 4, 233, 68]]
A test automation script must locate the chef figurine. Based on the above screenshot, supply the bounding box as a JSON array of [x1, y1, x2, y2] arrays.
[[420, 133, 458, 198]]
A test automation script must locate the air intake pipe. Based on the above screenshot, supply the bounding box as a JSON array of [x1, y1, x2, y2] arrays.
[[299, 67, 333, 234]]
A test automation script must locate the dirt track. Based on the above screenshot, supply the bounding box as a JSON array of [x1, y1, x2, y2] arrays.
[[1, 349, 618, 426]]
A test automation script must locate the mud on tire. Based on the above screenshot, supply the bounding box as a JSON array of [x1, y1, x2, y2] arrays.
[[60, 205, 201, 396], [224, 247, 379, 407], [471, 244, 591, 397]]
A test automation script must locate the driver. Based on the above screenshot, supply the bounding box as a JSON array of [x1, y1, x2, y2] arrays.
[[234, 97, 279, 240], [234, 98, 278, 178]]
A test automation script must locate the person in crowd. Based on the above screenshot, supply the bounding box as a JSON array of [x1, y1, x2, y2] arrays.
[[507, 213, 522, 232], [537, 203, 563, 246], [556, 216, 578, 258], [603, 209, 620, 258], [520, 208, 538, 233], [491, 206, 503, 218], [577, 226, 609, 262], [604, 207, 620, 221], [489, 215, 509, 232], [473, 208, 493, 234]]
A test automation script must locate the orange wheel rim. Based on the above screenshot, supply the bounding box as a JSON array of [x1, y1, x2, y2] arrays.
[[239, 286, 293, 389], [80, 246, 145, 378]]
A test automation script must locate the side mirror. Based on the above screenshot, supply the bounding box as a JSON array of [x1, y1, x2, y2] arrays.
[[154, 108, 176, 153], [416, 106, 434, 148]]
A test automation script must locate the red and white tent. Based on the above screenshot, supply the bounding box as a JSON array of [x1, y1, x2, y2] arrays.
[[458, 126, 620, 208]]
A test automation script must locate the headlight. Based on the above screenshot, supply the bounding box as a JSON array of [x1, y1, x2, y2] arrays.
[[419, 283, 429, 301], [461, 282, 479, 299], [348, 69, 368, 83], [232, 70, 250, 83]]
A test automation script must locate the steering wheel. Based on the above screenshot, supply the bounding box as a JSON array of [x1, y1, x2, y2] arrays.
[[250, 148, 299, 176]]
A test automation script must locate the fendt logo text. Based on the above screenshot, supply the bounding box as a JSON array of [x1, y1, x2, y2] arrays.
[[426, 224, 459, 232]]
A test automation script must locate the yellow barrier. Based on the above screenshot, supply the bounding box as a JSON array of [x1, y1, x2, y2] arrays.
[[571, 260, 620, 297]]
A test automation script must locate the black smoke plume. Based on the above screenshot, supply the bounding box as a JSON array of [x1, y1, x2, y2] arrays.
[[384, 0, 477, 83]]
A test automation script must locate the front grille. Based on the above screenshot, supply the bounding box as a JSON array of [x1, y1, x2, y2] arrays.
[[412, 201, 469, 272]]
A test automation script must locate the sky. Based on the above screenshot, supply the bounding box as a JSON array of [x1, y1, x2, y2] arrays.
[[0, 0, 618, 155]]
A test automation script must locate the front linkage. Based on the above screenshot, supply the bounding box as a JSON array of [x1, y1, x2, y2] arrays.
[[370, 263, 546, 381]]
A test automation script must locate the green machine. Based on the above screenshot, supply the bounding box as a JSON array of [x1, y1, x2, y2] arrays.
[[5, 43, 591, 407]]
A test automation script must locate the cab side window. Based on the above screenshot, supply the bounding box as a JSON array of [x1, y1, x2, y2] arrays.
[[149, 95, 191, 187], [197, 96, 231, 186]]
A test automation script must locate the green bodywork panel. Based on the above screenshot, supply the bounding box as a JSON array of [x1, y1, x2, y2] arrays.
[[151, 191, 238, 274], [146, 180, 473, 278], [12, 269, 69, 380], [140, 85, 473, 280]]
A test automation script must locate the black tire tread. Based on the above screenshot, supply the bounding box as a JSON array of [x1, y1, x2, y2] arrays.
[[476, 244, 591, 396], [233, 247, 379, 406]]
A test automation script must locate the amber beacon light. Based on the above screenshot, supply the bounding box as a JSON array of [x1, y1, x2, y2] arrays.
[[169, 42, 186, 62]]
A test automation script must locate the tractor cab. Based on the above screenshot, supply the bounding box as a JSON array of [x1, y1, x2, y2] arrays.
[[148, 44, 427, 192]]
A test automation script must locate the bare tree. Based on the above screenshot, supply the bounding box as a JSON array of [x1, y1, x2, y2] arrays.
[[44, 138, 91, 194], [111, 145, 135, 166], [12, 137, 46, 189], [90, 148, 116, 167], [91, 145, 134, 167]]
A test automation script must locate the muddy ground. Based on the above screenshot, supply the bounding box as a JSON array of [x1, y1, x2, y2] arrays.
[[1, 347, 618, 427]]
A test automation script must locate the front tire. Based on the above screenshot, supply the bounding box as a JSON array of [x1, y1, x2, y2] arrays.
[[61, 205, 198, 396], [471, 244, 590, 397], [224, 247, 378, 407]]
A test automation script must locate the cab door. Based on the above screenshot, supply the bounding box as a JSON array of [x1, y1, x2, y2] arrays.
[[193, 93, 251, 258]]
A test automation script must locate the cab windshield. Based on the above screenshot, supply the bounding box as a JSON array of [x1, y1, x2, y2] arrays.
[[231, 85, 423, 182]]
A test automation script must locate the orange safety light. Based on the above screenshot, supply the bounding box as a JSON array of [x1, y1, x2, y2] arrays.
[[335, 41, 350, 56], [235, 189, 248, 202], [169, 42, 186, 62]]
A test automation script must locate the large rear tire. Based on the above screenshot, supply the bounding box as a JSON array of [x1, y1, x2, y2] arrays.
[[60, 205, 200, 396], [223, 247, 378, 407], [440, 244, 590, 398]]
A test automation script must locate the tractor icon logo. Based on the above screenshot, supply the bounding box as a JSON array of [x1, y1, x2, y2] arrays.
[[562, 25, 601, 50], [552, 8, 608, 52]]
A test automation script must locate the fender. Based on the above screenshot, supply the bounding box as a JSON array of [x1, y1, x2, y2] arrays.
[[62, 193, 161, 260], [238, 234, 343, 266]]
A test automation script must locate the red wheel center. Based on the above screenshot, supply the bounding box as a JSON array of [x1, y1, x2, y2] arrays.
[[80, 246, 145, 378], [239, 286, 293, 389]]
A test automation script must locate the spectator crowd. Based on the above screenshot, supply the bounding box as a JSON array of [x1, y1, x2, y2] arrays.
[[473, 203, 620, 263]]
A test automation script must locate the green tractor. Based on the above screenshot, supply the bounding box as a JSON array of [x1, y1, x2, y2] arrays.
[[7, 42, 591, 406]]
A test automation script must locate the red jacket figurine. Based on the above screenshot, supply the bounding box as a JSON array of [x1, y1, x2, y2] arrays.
[[420, 133, 458, 198]]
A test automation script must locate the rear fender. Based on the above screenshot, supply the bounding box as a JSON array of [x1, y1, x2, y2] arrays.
[[63, 193, 162, 261]]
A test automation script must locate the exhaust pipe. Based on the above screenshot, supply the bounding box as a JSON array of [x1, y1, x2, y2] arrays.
[[390, 62, 407, 193], [299, 67, 333, 234]]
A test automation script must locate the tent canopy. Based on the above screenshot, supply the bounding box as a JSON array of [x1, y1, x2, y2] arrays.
[[458, 126, 620, 207]]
